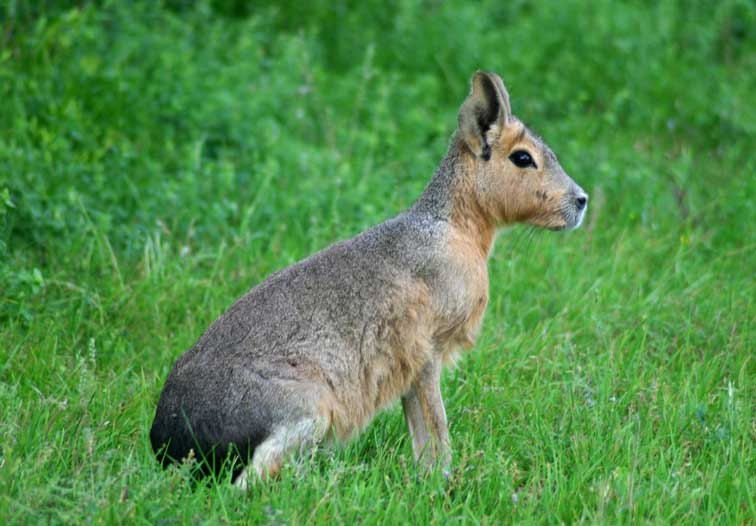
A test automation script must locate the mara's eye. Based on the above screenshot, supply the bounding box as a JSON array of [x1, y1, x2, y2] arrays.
[[508, 150, 537, 169]]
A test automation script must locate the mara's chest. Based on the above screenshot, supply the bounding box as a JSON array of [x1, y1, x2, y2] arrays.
[[431, 231, 491, 352]]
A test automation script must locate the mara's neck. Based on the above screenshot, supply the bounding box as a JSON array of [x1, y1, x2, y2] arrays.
[[412, 135, 497, 259]]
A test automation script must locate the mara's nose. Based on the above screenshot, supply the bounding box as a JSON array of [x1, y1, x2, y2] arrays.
[[575, 193, 588, 211]]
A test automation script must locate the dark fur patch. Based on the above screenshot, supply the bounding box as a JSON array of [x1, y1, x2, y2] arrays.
[[150, 375, 271, 480], [481, 143, 492, 161]]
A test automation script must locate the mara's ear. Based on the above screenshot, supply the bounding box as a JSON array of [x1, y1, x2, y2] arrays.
[[458, 71, 512, 161]]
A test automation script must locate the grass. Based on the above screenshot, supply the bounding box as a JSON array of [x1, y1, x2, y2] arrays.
[[1, 0, 755, 524]]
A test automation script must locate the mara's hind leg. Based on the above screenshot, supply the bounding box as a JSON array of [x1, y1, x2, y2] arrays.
[[234, 416, 328, 490]]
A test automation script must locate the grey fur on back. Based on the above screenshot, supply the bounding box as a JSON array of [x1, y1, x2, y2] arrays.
[[150, 203, 452, 471]]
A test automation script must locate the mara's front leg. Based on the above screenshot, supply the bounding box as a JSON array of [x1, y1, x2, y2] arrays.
[[401, 358, 451, 475]]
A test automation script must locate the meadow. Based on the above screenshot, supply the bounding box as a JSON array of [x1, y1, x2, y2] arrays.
[[1, 1, 755, 524]]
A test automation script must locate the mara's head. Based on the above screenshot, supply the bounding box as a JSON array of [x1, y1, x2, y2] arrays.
[[457, 71, 587, 231]]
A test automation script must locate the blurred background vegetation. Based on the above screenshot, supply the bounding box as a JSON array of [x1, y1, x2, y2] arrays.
[[0, 1, 754, 524], [2, 0, 753, 304]]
